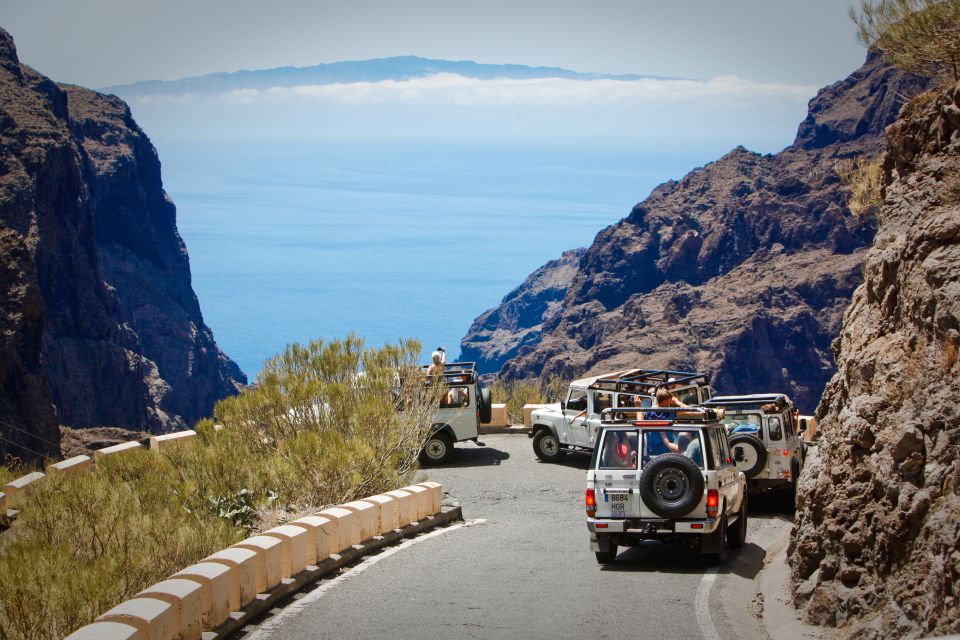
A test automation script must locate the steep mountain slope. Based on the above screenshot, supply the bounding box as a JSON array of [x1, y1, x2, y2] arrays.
[[462, 51, 929, 412], [790, 82, 960, 638], [0, 28, 244, 452]]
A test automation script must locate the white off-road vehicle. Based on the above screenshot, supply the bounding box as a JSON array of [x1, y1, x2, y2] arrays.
[[529, 369, 716, 462], [418, 361, 492, 465], [703, 394, 805, 506], [585, 406, 748, 564]]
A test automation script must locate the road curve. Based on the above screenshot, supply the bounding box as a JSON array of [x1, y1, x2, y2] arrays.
[[241, 434, 792, 640]]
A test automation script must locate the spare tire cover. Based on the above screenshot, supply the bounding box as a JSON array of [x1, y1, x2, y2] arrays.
[[728, 433, 767, 478], [639, 453, 705, 518], [478, 387, 493, 424]]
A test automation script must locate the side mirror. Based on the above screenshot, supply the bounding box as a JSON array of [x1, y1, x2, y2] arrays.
[[560, 401, 567, 412]]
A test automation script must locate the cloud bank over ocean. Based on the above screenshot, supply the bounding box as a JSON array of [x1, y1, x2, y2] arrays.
[[132, 72, 816, 107]]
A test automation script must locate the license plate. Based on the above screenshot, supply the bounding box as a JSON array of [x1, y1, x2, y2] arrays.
[[603, 491, 633, 516]]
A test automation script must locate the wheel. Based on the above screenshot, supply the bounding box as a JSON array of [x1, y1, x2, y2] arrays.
[[532, 429, 566, 462], [478, 387, 492, 424], [728, 433, 767, 478], [419, 431, 454, 465], [595, 547, 618, 564], [638, 453, 704, 518], [727, 494, 747, 549], [708, 516, 728, 564]]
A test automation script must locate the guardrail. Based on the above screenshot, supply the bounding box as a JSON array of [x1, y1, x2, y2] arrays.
[[64, 481, 454, 639]]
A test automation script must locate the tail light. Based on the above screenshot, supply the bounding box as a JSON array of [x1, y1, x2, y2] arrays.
[[585, 488, 596, 517], [783, 449, 790, 457], [706, 489, 719, 518]]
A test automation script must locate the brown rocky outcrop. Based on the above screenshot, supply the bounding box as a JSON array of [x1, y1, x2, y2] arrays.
[[462, 51, 929, 412], [790, 82, 960, 638], [0, 27, 244, 453]]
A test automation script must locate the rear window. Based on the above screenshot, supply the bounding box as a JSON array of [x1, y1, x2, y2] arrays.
[[641, 429, 704, 469], [440, 386, 470, 408], [598, 429, 639, 470]]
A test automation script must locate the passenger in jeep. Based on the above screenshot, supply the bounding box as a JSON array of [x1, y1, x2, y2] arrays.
[[602, 431, 637, 469]]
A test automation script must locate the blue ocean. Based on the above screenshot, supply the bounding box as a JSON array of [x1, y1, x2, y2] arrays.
[[157, 137, 745, 378]]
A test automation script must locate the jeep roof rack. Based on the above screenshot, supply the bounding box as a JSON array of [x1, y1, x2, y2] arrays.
[[421, 361, 477, 385], [589, 369, 710, 393], [704, 394, 789, 406], [599, 406, 723, 424]]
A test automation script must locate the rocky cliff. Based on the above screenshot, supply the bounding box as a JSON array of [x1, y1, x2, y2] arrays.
[[462, 51, 929, 412], [0, 28, 244, 456], [790, 81, 960, 638]]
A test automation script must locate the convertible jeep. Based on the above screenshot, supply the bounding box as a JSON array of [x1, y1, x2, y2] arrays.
[[529, 369, 716, 462], [418, 361, 491, 465], [704, 394, 805, 506], [585, 406, 747, 564]]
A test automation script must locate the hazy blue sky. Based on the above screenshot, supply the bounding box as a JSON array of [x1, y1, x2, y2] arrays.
[[3, 0, 867, 88]]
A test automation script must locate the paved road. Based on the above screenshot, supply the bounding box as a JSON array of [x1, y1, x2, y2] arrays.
[[243, 435, 792, 640]]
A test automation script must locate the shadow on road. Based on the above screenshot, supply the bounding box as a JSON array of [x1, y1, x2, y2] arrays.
[[537, 453, 592, 471], [443, 446, 510, 467], [599, 540, 766, 578]]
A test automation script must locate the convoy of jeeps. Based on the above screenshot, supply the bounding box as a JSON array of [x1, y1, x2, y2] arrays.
[[416, 362, 808, 565]]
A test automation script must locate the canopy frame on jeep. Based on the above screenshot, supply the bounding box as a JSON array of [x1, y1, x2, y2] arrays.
[[599, 406, 724, 424], [588, 369, 710, 394], [421, 361, 477, 385]]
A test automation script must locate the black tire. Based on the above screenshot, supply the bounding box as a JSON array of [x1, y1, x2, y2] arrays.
[[638, 453, 705, 518], [478, 387, 492, 424], [595, 546, 617, 564], [419, 431, 454, 465], [708, 516, 728, 564], [728, 495, 747, 549], [532, 429, 566, 462], [728, 433, 767, 478]]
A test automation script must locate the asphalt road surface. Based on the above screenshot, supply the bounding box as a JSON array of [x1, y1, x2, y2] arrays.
[[242, 434, 793, 640]]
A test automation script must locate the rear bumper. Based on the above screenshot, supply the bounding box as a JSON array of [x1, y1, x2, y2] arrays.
[[587, 516, 720, 536]]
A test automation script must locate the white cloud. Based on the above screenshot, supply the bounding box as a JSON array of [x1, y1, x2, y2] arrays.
[[210, 73, 816, 107]]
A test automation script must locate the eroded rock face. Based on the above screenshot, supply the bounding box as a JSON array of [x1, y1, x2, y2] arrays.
[[790, 82, 960, 638], [463, 51, 929, 413], [0, 28, 244, 447]]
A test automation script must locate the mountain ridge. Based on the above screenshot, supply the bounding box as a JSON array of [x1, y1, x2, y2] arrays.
[[102, 55, 679, 97]]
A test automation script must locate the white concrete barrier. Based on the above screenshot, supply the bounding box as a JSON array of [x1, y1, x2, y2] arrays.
[[137, 578, 203, 640], [402, 484, 430, 520], [482, 403, 509, 427], [171, 561, 235, 628], [2, 471, 45, 506], [341, 500, 377, 541], [233, 535, 285, 589], [384, 489, 415, 527], [291, 514, 337, 562], [263, 524, 313, 576], [96, 597, 174, 640], [205, 547, 264, 607], [149, 430, 197, 452], [417, 481, 442, 515], [365, 494, 399, 533], [47, 454, 93, 476], [316, 507, 358, 552], [93, 441, 143, 460], [64, 621, 144, 639]]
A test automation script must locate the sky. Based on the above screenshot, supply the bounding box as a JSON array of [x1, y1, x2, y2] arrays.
[[2, 0, 867, 89]]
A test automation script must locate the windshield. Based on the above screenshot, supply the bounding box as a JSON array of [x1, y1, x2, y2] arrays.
[[723, 412, 761, 433], [641, 429, 704, 468]]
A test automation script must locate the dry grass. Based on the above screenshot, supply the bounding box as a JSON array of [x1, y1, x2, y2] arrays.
[[491, 376, 568, 424], [0, 336, 442, 639], [836, 154, 885, 219]]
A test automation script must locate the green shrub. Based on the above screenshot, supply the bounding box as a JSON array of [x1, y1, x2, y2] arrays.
[[0, 336, 442, 639]]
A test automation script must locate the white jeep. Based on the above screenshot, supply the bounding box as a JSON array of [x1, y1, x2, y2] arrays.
[[586, 406, 748, 564], [529, 369, 715, 462], [704, 394, 805, 507], [418, 361, 492, 465]]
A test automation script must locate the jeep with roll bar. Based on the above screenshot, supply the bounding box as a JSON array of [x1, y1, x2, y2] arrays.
[[417, 361, 492, 465], [703, 393, 805, 506], [529, 369, 716, 462], [585, 406, 747, 564]]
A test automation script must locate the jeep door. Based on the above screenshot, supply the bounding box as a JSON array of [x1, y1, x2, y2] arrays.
[[594, 428, 640, 519], [442, 385, 474, 441], [583, 390, 614, 447], [709, 429, 741, 512], [562, 387, 589, 444]]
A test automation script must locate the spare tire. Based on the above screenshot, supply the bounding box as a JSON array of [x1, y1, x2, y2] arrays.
[[478, 387, 492, 424], [728, 433, 767, 478], [639, 453, 705, 518]]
